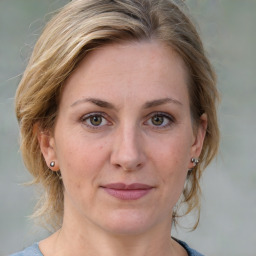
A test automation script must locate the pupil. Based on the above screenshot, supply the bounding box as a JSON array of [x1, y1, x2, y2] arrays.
[[90, 116, 102, 126], [152, 115, 163, 125]]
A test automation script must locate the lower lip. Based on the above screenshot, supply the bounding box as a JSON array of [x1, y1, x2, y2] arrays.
[[103, 188, 152, 200]]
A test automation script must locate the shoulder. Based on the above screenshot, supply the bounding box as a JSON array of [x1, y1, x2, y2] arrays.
[[10, 243, 43, 256], [175, 238, 205, 256]]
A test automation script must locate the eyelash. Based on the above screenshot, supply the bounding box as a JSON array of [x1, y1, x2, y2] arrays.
[[81, 112, 111, 129], [144, 112, 175, 129], [80, 112, 175, 130]]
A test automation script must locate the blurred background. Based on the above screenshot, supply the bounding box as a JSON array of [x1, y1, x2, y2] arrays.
[[0, 0, 255, 255]]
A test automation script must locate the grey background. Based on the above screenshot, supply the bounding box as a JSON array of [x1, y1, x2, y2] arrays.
[[0, 0, 255, 255]]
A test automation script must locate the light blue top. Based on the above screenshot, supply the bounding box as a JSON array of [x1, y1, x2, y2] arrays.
[[10, 243, 42, 256], [10, 240, 204, 256]]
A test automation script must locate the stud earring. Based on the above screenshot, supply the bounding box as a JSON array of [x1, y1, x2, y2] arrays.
[[50, 161, 55, 168], [191, 158, 199, 166], [188, 158, 199, 175]]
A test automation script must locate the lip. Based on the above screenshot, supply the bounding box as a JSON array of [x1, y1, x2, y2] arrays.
[[101, 183, 153, 200]]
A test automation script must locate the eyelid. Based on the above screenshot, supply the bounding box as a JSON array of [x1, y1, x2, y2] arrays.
[[144, 111, 175, 128], [80, 111, 175, 130], [80, 112, 112, 129], [81, 111, 107, 120], [145, 111, 175, 121]]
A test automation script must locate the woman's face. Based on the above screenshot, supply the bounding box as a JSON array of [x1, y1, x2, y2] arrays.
[[40, 41, 206, 235]]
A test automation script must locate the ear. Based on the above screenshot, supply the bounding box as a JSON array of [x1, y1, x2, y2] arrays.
[[189, 113, 207, 168], [36, 125, 59, 171]]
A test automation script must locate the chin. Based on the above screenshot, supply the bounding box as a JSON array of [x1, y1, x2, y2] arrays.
[[97, 209, 162, 236]]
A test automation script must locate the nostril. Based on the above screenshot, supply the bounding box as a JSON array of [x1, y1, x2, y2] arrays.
[[110, 132, 145, 171], [113, 162, 144, 172]]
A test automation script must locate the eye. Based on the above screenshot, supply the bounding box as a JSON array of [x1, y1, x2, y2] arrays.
[[151, 115, 165, 126], [145, 112, 174, 128], [89, 115, 103, 126], [81, 112, 110, 128]]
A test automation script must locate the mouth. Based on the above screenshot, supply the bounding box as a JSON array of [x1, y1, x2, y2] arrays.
[[100, 183, 154, 200]]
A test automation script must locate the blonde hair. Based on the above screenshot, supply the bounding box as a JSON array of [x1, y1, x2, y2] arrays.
[[16, 0, 219, 230]]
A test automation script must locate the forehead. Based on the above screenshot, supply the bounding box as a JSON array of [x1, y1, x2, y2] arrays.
[[61, 40, 190, 108], [74, 40, 188, 79]]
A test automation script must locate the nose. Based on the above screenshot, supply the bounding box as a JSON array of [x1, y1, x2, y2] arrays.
[[110, 123, 145, 171]]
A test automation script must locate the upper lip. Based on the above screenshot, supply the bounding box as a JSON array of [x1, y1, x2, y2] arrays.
[[101, 183, 153, 190]]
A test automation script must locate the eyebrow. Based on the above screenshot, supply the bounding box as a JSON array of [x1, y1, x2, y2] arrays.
[[71, 98, 115, 109], [143, 97, 182, 108], [70, 97, 182, 109]]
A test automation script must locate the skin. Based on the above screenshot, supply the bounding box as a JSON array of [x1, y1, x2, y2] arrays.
[[39, 40, 207, 256]]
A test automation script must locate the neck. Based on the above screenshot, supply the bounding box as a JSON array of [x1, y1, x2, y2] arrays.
[[39, 198, 187, 256], [40, 215, 183, 256]]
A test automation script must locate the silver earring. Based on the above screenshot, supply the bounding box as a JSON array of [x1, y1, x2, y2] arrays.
[[50, 161, 55, 168], [191, 158, 199, 165], [188, 158, 199, 175]]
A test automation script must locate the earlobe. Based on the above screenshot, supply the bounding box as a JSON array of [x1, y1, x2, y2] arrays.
[[37, 127, 59, 171], [191, 113, 207, 159]]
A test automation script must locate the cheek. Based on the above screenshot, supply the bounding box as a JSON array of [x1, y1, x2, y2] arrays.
[[152, 135, 191, 194], [159, 149, 188, 184], [155, 135, 191, 170], [56, 135, 109, 185]]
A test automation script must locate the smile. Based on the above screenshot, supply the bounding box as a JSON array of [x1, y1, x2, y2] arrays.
[[101, 183, 154, 200]]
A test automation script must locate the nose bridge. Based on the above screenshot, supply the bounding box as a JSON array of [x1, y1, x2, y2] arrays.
[[111, 120, 144, 171]]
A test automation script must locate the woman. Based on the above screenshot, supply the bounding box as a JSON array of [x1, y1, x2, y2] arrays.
[[12, 0, 219, 255]]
